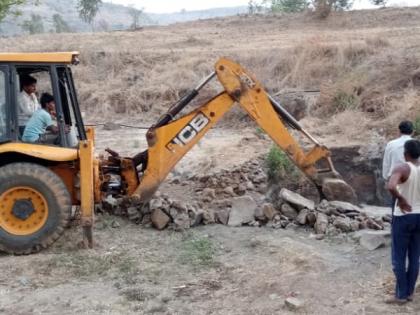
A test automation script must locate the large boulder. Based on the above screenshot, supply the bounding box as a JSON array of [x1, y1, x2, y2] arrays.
[[228, 196, 257, 227], [356, 230, 391, 250], [322, 178, 358, 204], [279, 188, 315, 211]]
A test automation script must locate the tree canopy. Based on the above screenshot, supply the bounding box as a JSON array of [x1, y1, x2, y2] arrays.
[[77, 0, 102, 25], [0, 0, 27, 23]]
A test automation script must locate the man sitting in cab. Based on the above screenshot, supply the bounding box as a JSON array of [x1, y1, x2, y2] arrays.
[[22, 93, 62, 144]]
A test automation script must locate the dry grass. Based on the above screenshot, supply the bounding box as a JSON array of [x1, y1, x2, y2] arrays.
[[1, 7, 420, 140]]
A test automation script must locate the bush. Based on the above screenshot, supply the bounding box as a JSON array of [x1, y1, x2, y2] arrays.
[[265, 145, 297, 181], [414, 117, 420, 137], [333, 91, 358, 112]]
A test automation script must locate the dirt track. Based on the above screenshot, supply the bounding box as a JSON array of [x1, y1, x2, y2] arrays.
[[0, 220, 416, 315]]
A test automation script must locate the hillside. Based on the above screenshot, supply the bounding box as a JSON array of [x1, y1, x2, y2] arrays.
[[0, 7, 419, 143], [0, 0, 247, 35]]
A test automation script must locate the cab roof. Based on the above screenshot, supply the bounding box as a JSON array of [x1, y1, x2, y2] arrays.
[[0, 52, 80, 64]]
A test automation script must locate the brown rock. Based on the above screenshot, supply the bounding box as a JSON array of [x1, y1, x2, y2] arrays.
[[262, 203, 279, 221], [280, 203, 299, 220], [321, 178, 357, 204], [151, 209, 170, 230]]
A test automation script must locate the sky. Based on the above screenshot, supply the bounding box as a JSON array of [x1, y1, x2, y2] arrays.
[[104, 0, 420, 13]]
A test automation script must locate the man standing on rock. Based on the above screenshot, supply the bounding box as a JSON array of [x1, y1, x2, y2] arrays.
[[386, 139, 420, 304], [383, 121, 414, 208]]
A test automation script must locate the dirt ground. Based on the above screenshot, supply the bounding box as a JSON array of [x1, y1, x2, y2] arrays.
[[0, 220, 413, 315], [0, 126, 412, 315]]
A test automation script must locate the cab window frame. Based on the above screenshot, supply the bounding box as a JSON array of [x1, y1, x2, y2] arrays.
[[0, 65, 11, 142]]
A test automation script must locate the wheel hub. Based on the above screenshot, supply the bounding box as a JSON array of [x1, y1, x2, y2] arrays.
[[0, 187, 49, 236], [12, 199, 35, 220]]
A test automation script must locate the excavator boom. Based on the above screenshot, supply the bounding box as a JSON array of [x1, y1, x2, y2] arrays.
[[101, 58, 356, 205]]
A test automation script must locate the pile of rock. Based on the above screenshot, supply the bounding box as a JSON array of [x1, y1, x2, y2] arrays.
[[101, 186, 391, 241], [265, 188, 390, 236], [101, 193, 215, 231], [188, 158, 268, 198]]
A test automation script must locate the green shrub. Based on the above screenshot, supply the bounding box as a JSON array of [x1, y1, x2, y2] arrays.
[[414, 117, 420, 137], [265, 145, 297, 181]]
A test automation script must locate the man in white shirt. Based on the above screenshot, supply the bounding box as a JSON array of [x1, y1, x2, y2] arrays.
[[383, 121, 414, 182], [18, 75, 40, 136], [386, 139, 420, 304]]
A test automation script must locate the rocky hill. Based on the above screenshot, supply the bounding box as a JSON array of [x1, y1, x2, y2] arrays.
[[0, 0, 247, 36]]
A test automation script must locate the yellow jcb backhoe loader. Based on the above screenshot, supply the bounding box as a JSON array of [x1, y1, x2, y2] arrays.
[[0, 52, 356, 254]]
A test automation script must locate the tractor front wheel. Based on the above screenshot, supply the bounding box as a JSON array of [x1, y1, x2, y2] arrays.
[[0, 163, 71, 254]]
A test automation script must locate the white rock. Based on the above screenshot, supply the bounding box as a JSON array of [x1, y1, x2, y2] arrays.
[[279, 188, 315, 210], [228, 196, 257, 227]]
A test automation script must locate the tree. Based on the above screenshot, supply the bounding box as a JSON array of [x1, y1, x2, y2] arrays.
[[128, 5, 143, 29], [77, 0, 102, 26], [248, 0, 264, 14], [0, 0, 27, 23], [312, 0, 353, 18], [370, 0, 387, 6], [52, 13, 71, 33], [267, 0, 309, 13], [21, 13, 44, 34]]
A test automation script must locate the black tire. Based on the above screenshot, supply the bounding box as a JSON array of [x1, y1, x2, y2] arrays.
[[0, 163, 71, 254]]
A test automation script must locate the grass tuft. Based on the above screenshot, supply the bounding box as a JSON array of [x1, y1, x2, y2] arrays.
[[179, 234, 216, 268]]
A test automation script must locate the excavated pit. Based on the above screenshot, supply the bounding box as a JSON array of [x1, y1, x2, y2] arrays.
[[330, 146, 387, 206]]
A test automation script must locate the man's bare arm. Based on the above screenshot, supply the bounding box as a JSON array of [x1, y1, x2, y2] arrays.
[[387, 164, 412, 213]]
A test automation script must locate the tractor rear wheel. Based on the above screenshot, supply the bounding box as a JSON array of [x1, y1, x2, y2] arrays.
[[0, 163, 71, 254]]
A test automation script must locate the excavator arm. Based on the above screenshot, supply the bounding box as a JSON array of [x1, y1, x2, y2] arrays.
[[101, 58, 356, 205]]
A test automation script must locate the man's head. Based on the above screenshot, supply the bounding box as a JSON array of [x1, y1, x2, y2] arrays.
[[404, 140, 420, 161], [21, 75, 37, 94], [40, 93, 55, 112], [399, 120, 414, 136]]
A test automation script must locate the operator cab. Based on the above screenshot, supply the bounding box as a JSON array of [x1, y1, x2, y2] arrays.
[[0, 52, 86, 147]]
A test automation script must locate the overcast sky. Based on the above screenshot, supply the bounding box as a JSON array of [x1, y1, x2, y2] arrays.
[[104, 0, 420, 13]]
